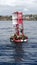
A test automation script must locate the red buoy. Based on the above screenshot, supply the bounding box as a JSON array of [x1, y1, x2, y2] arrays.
[[10, 12, 28, 43]]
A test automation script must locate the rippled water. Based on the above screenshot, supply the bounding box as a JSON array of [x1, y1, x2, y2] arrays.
[[0, 21, 37, 65]]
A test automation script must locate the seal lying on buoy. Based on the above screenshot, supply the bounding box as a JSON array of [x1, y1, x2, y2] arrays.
[[10, 34, 28, 43]]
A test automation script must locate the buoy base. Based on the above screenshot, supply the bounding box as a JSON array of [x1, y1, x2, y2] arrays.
[[10, 34, 28, 43], [10, 39, 28, 43]]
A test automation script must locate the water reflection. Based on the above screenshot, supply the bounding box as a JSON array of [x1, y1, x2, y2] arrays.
[[14, 42, 24, 63]]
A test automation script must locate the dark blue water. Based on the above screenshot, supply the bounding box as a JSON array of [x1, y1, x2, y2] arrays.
[[0, 21, 37, 65]]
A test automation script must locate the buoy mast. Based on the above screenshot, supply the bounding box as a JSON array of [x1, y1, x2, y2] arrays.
[[13, 12, 24, 36]]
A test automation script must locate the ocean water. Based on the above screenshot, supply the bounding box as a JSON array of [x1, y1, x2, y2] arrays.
[[0, 21, 37, 65]]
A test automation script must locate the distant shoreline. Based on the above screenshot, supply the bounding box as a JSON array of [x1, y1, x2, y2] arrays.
[[0, 14, 37, 21], [0, 16, 12, 21]]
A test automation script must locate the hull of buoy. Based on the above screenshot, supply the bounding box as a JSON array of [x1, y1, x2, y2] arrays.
[[10, 34, 28, 43], [10, 38, 28, 43]]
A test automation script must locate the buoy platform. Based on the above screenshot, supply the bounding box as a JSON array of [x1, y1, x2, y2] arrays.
[[10, 34, 28, 43]]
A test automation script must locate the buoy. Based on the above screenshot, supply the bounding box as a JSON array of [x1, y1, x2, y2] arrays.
[[10, 12, 28, 43]]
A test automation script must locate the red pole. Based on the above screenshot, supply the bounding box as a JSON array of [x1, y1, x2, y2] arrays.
[[17, 12, 24, 35], [15, 12, 24, 36]]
